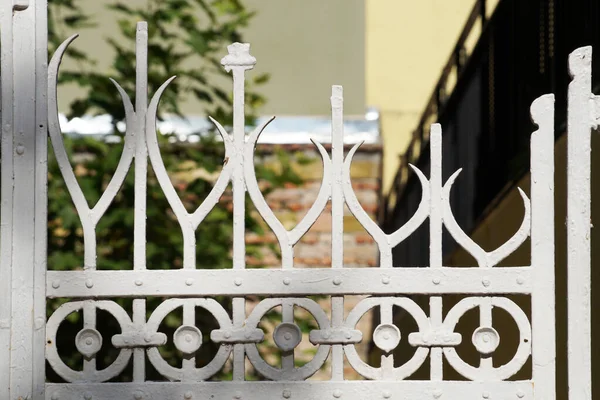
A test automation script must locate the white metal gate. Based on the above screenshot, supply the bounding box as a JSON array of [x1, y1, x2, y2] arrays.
[[0, 1, 597, 399]]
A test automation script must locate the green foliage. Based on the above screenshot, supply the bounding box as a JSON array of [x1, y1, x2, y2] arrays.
[[46, 0, 311, 382]]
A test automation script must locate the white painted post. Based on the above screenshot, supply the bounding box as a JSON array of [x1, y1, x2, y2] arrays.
[[221, 42, 256, 381], [0, 0, 48, 399], [530, 94, 555, 400], [567, 46, 597, 400]]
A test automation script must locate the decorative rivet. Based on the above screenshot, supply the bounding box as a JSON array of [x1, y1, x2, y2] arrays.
[[134, 391, 143, 400], [185, 278, 194, 286], [224, 331, 231, 339], [516, 391, 525, 398], [432, 277, 441, 285], [282, 389, 292, 399], [135, 279, 143, 286], [482, 278, 490, 287], [433, 389, 443, 399], [345, 332, 352, 340], [234, 391, 242, 399], [144, 334, 152, 343], [333, 277, 342, 286], [85, 279, 94, 288], [382, 276, 390, 284], [84, 393, 92, 400], [383, 390, 391, 399], [51, 393, 59, 400], [184, 391, 193, 399], [516, 276, 525, 285], [283, 277, 291, 285], [333, 389, 342, 398], [482, 392, 490, 399], [234, 278, 243, 286], [245, 331, 252, 339], [52, 279, 61, 289], [15, 144, 25, 155]]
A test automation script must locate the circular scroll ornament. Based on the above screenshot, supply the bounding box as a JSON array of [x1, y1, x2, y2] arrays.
[[443, 297, 531, 381], [344, 297, 430, 380], [245, 298, 331, 381], [46, 301, 133, 382], [146, 298, 233, 381]]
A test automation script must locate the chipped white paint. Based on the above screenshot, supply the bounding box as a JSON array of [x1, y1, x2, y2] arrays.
[[0, 10, 593, 398], [567, 46, 595, 400]]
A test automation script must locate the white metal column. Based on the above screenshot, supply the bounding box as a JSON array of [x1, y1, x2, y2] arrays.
[[0, 0, 48, 399]]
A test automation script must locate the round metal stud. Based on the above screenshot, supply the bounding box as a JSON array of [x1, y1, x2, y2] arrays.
[[432, 277, 441, 285], [84, 393, 92, 400], [373, 323, 401, 353], [135, 279, 143, 286], [333, 389, 342, 398], [381, 276, 390, 285], [134, 391, 143, 400], [51, 393, 59, 400], [282, 389, 292, 399], [234, 391, 242, 399], [184, 391, 193, 399], [383, 390, 391, 399], [52, 279, 61, 289], [482, 278, 491, 287], [283, 277, 291, 285], [273, 322, 302, 351], [433, 389, 443, 399], [333, 277, 342, 286], [516, 276, 525, 285], [516, 391, 525, 398], [234, 278, 243, 286], [185, 278, 194, 286], [472, 326, 500, 355], [173, 325, 203, 354], [75, 328, 103, 358], [85, 279, 94, 288], [16, 144, 25, 155], [482, 392, 490, 399]]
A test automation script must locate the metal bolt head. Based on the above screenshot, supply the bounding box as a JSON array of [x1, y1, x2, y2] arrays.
[[482, 278, 490, 287], [283, 277, 291, 285], [382, 390, 391, 398], [134, 391, 143, 400], [516, 276, 525, 285], [516, 391, 525, 399], [84, 393, 92, 400], [433, 389, 443, 399], [15, 144, 25, 155], [184, 391, 193, 399], [234, 278, 243, 286], [234, 391, 242, 399], [381, 276, 390, 285], [333, 389, 342, 398], [482, 392, 490, 399], [333, 277, 342, 286], [186, 278, 194, 286], [282, 389, 292, 399], [85, 279, 94, 288], [135, 279, 143, 286], [432, 277, 441, 285], [52, 279, 61, 289], [51, 393, 59, 400]]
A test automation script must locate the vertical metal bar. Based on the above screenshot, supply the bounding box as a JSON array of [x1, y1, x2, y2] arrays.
[[221, 43, 256, 381], [1, 0, 47, 397], [33, 0, 48, 398], [330, 85, 344, 381], [0, 1, 16, 397], [429, 124, 443, 380], [530, 94, 555, 400], [133, 21, 148, 383], [567, 46, 593, 400]]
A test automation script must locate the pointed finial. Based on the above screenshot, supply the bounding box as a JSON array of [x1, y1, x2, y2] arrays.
[[221, 43, 256, 72]]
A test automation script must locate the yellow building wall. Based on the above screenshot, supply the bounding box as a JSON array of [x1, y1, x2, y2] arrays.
[[367, 0, 503, 194]]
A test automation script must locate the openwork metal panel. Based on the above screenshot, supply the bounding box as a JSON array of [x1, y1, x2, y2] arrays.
[[39, 22, 555, 400], [0, 5, 597, 399]]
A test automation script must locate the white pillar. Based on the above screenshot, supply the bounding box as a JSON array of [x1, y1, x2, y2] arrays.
[[0, 0, 48, 399]]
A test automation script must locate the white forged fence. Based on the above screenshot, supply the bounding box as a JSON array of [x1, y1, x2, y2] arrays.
[[0, 2, 598, 400]]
